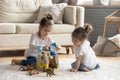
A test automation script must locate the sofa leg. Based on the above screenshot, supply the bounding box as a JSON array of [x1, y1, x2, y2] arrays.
[[66, 47, 69, 54], [62, 45, 74, 54]]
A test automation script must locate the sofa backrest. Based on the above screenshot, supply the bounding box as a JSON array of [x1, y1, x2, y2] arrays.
[[0, 0, 52, 23]]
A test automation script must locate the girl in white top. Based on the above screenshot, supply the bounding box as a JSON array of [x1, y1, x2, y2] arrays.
[[70, 24, 100, 72], [11, 14, 61, 66]]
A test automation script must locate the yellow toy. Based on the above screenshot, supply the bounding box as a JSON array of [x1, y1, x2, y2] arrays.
[[37, 51, 49, 71]]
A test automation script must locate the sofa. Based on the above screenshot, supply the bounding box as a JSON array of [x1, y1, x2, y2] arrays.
[[0, 0, 84, 51]]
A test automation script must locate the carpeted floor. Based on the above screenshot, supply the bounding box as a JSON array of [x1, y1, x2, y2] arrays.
[[0, 58, 120, 80]]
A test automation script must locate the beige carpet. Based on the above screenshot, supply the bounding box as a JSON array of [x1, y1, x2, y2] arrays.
[[0, 58, 120, 80]]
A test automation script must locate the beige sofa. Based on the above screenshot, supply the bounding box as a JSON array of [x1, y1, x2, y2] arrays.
[[0, 0, 84, 50]]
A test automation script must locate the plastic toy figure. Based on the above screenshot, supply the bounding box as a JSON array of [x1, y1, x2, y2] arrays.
[[46, 68, 55, 77], [37, 52, 49, 72]]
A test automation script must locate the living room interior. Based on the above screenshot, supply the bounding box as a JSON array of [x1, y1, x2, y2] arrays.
[[0, 0, 120, 80]]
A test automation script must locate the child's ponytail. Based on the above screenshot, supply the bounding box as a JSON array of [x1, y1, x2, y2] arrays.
[[45, 14, 53, 20], [84, 23, 93, 34], [72, 23, 93, 41], [40, 13, 54, 28]]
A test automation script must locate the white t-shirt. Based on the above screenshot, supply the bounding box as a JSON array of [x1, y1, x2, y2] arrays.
[[74, 40, 98, 69], [24, 32, 54, 58]]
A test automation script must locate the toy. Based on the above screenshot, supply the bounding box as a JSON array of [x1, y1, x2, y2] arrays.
[[46, 68, 55, 77], [36, 43, 59, 71], [20, 64, 39, 76], [20, 64, 35, 71], [19, 43, 59, 77], [27, 64, 35, 71], [29, 69, 39, 76], [37, 46, 43, 53], [50, 42, 57, 47], [49, 55, 59, 68], [20, 66, 27, 71], [37, 52, 49, 72], [49, 47, 56, 56]]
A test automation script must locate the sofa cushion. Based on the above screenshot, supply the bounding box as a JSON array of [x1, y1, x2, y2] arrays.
[[16, 23, 75, 34], [76, 6, 85, 27], [0, 23, 16, 33], [0, 34, 31, 47], [52, 24, 75, 34], [41, 0, 53, 6], [16, 23, 39, 34], [0, 34, 72, 47], [0, 0, 52, 23], [35, 3, 67, 24], [63, 6, 76, 25]]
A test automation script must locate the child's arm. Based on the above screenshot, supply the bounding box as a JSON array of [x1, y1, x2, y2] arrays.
[[70, 55, 83, 72], [29, 34, 39, 49], [49, 36, 61, 51]]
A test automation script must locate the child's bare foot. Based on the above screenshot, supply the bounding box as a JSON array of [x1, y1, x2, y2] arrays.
[[11, 59, 21, 65]]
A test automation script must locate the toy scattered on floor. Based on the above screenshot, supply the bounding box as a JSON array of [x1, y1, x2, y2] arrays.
[[49, 55, 59, 68], [37, 52, 50, 72], [46, 68, 55, 77], [20, 43, 59, 77], [36, 43, 59, 71], [20, 64, 35, 71], [36, 51, 59, 71], [29, 69, 39, 76]]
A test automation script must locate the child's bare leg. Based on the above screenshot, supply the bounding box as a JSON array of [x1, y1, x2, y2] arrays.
[[83, 67, 90, 72], [11, 59, 22, 65]]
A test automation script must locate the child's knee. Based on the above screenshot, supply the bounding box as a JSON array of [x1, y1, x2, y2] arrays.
[[21, 60, 28, 66]]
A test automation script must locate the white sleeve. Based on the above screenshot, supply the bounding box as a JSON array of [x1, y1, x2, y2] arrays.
[[47, 36, 61, 52], [29, 34, 38, 49], [74, 46, 85, 57], [47, 36, 55, 46]]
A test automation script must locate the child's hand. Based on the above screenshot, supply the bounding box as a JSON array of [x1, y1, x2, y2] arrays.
[[70, 68, 77, 72], [51, 42, 61, 50], [56, 45, 61, 50], [43, 46, 49, 51]]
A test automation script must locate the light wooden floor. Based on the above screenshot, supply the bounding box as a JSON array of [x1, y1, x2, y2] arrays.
[[0, 49, 120, 62]]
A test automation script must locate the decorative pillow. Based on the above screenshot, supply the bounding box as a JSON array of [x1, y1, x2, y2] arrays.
[[93, 36, 120, 57], [40, 0, 53, 6], [35, 3, 68, 24], [108, 34, 120, 48], [93, 36, 107, 55], [103, 40, 120, 57]]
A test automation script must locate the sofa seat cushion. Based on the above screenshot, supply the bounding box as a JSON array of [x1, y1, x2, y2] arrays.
[[52, 24, 75, 34], [16, 23, 75, 34], [16, 23, 39, 34], [0, 23, 16, 33], [0, 34, 72, 47]]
